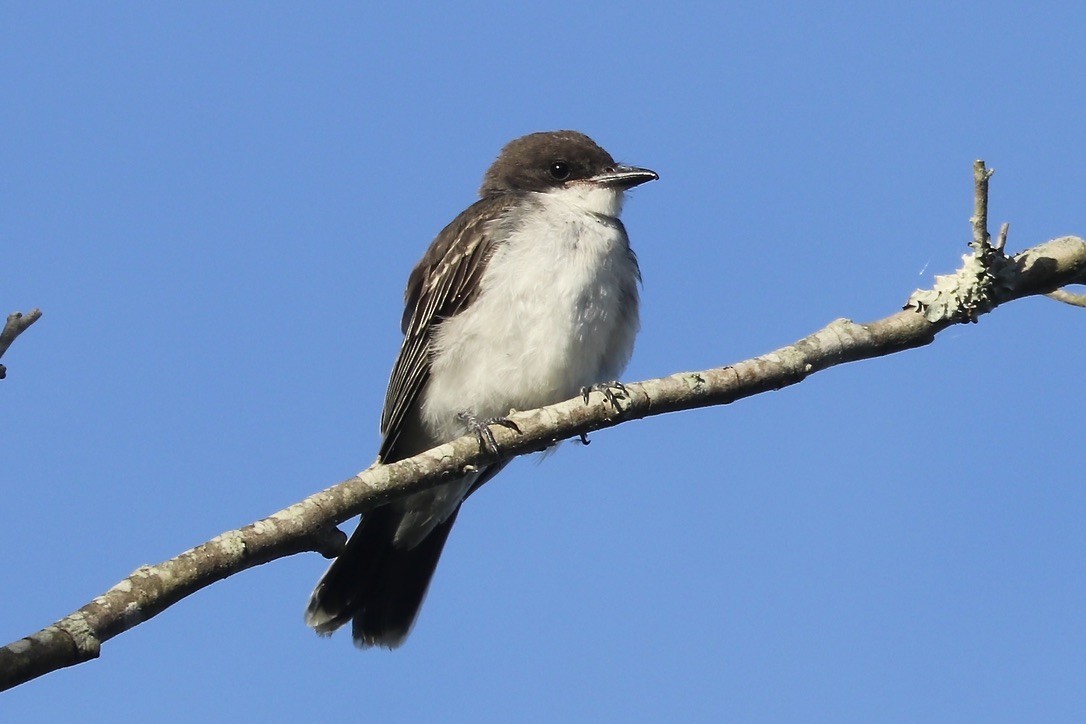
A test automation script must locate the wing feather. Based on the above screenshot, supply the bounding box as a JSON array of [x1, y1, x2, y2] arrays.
[[377, 195, 514, 461]]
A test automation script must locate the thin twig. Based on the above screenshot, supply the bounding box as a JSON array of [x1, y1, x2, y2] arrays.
[[970, 160, 995, 253], [996, 222, 1010, 252]]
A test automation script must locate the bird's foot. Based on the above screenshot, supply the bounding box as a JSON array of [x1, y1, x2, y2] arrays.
[[457, 411, 522, 456], [580, 380, 629, 410]]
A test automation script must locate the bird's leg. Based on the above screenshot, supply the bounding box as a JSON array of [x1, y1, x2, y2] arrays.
[[457, 411, 522, 456], [580, 380, 629, 410]]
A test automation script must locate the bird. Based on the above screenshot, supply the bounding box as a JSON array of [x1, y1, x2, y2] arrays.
[[305, 130, 657, 648]]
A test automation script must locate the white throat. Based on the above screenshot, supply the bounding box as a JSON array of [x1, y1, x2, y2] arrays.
[[545, 182, 626, 218]]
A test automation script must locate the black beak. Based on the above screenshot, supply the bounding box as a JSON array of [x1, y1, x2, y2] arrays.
[[588, 164, 659, 189]]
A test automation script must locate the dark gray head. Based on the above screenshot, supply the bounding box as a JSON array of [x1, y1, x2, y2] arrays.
[[480, 130, 657, 197]]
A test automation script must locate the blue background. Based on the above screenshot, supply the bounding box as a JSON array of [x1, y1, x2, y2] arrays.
[[3, 3, 1084, 721]]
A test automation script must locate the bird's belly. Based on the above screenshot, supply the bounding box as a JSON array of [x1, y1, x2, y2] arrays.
[[421, 219, 638, 441]]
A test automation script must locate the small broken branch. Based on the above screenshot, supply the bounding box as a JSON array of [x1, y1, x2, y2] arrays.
[[970, 159, 995, 253], [906, 161, 1016, 323]]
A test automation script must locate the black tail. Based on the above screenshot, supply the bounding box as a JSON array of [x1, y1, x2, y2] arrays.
[[305, 504, 460, 648]]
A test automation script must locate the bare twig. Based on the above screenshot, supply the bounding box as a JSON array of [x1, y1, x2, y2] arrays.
[[0, 309, 43, 380], [970, 160, 995, 253], [996, 222, 1010, 252]]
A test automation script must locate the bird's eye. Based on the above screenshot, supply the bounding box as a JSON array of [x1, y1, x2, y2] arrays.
[[549, 161, 572, 181]]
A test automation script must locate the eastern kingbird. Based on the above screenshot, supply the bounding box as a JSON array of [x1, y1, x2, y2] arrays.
[[305, 130, 657, 647]]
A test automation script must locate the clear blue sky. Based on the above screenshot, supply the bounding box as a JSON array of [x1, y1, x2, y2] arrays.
[[3, 3, 1084, 721]]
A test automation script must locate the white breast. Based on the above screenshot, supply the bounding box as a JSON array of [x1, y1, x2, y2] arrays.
[[421, 184, 641, 442]]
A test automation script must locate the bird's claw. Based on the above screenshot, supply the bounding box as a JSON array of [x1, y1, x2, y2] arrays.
[[580, 380, 629, 410], [458, 411, 521, 456]]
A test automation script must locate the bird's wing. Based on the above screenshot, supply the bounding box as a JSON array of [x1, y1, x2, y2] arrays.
[[378, 195, 514, 462]]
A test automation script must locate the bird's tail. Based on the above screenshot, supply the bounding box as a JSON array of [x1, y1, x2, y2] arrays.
[[305, 503, 460, 648]]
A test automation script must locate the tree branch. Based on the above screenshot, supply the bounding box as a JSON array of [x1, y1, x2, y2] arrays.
[[0, 309, 42, 380], [3, 166, 1085, 692]]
